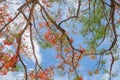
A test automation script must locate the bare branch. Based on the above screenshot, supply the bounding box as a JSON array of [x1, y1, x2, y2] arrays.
[[58, 0, 81, 26], [19, 55, 28, 80]]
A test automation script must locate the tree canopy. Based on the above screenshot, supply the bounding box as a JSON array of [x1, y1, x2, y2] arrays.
[[0, 0, 120, 80]]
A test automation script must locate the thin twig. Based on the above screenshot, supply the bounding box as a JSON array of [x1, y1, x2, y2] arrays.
[[58, 0, 81, 26]]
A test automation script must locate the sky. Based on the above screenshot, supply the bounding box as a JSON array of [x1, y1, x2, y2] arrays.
[[0, 0, 120, 80]]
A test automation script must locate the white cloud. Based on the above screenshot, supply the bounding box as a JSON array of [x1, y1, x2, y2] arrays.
[[31, 39, 42, 64], [53, 76, 68, 80], [0, 72, 24, 80], [101, 73, 110, 80], [21, 29, 42, 64]]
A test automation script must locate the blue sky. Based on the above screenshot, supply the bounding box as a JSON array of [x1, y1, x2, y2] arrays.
[[0, 0, 120, 80]]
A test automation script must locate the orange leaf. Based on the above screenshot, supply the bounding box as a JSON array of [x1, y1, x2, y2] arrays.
[[89, 49, 95, 54], [90, 55, 96, 60], [80, 46, 85, 53], [50, 38, 56, 45], [30, 74, 35, 79], [94, 69, 99, 74], [79, 76, 83, 80], [38, 22, 43, 28], [70, 38, 73, 43], [44, 30, 52, 40], [4, 54, 18, 69]]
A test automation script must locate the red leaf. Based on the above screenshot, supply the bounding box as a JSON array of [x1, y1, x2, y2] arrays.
[[7, 17, 13, 22], [3, 40, 13, 45], [0, 19, 4, 24]]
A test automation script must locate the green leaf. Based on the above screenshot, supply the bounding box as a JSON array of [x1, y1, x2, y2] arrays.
[[38, 41, 52, 49], [73, 76, 79, 80], [101, 60, 106, 64], [8, 49, 13, 53]]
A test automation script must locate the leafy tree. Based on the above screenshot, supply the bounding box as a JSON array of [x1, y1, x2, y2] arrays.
[[0, 0, 120, 80]]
